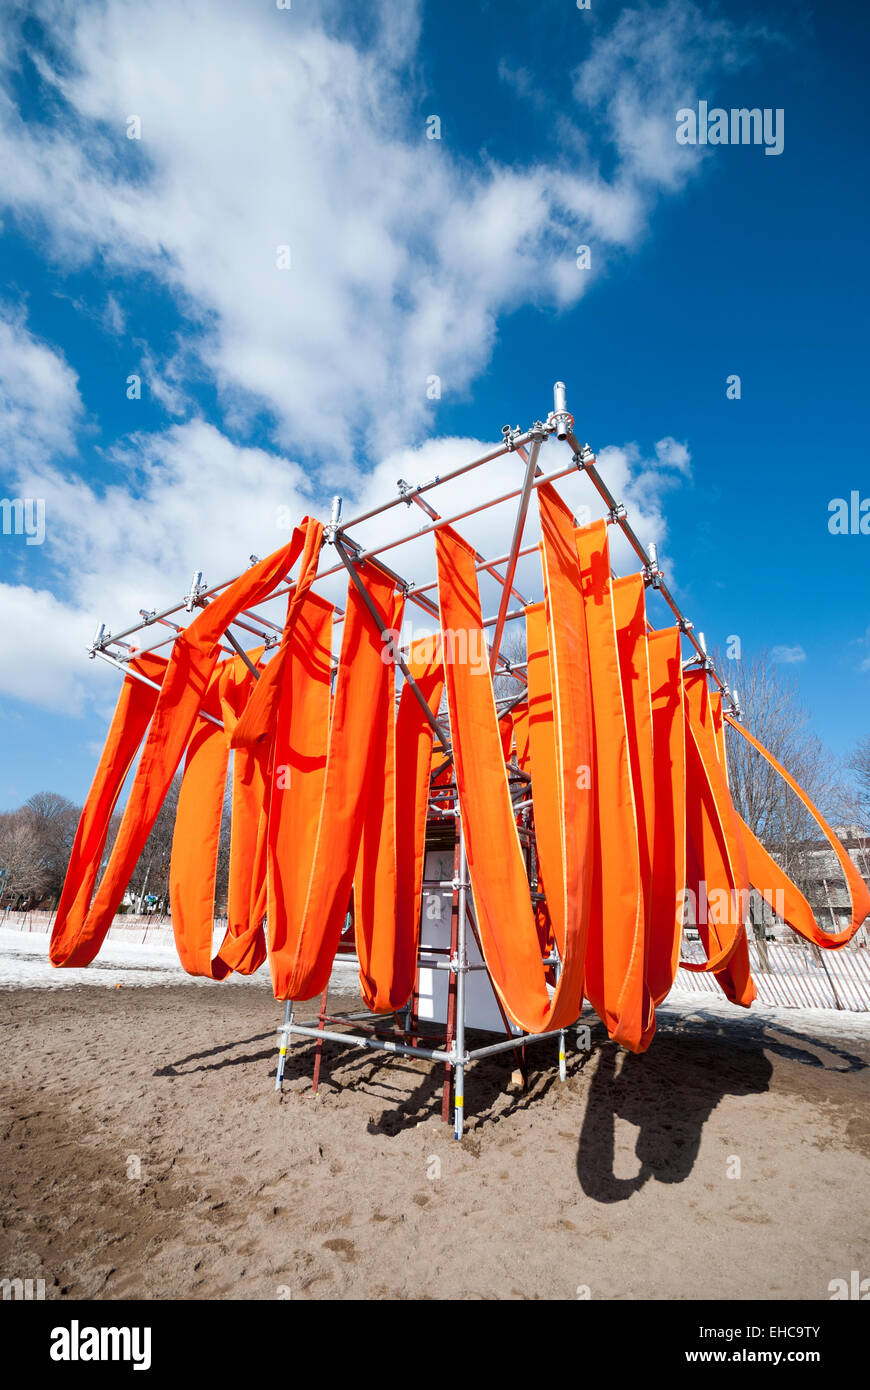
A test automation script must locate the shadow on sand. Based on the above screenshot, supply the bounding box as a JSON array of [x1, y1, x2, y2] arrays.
[[152, 1005, 867, 1186], [576, 1014, 867, 1203]]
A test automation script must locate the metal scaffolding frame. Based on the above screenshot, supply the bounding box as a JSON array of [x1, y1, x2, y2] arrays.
[[86, 381, 741, 1138]]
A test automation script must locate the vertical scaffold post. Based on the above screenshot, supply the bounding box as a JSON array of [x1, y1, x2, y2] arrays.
[[552, 381, 570, 440], [275, 1000, 294, 1092], [441, 826, 461, 1123], [554, 955, 567, 1082], [488, 436, 542, 675], [311, 985, 329, 1095], [453, 821, 469, 1141]]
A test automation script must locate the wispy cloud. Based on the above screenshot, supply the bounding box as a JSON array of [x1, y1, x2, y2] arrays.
[[0, 1, 762, 716], [3, 421, 688, 714], [0, 0, 766, 463], [0, 306, 83, 463], [772, 644, 807, 664]]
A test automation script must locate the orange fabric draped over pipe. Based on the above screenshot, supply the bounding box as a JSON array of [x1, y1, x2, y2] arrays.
[[170, 649, 269, 980], [355, 636, 446, 1012], [645, 626, 687, 1006], [263, 565, 431, 1003], [50, 519, 322, 969], [575, 521, 649, 1051], [610, 574, 657, 1049], [511, 694, 554, 958], [524, 484, 594, 967], [54, 488, 868, 1036], [682, 671, 756, 1006], [433, 482, 593, 1033], [50, 651, 169, 967]]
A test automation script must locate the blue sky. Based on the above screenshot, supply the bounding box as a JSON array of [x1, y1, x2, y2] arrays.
[[0, 0, 868, 809]]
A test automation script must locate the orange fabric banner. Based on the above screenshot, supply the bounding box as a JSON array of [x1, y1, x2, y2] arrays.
[[611, 573, 656, 1049], [682, 671, 756, 1006], [355, 636, 446, 1012], [434, 487, 592, 1033], [645, 627, 686, 1006], [170, 650, 268, 979], [53, 490, 866, 1050], [536, 486, 595, 971], [265, 566, 407, 1001], [351, 581, 406, 1011], [50, 651, 168, 967], [576, 521, 649, 1051], [512, 694, 553, 957], [51, 519, 322, 968]]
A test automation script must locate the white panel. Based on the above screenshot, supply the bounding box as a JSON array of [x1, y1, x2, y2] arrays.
[[417, 848, 521, 1035]]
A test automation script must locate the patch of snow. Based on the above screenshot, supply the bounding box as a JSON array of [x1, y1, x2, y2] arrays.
[[1, 927, 867, 1046], [0, 926, 361, 994]]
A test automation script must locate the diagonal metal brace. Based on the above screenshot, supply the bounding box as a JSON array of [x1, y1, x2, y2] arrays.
[[332, 536, 451, 754]]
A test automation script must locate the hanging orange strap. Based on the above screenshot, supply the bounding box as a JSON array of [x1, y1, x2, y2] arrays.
[[535, 485, 595, 972], [355, 637, 445, 1012], [724, 715, 870, 946], [433, 484, 592, 1034], [264, 590, 333, 999], [575, 521, 648, 1051], [50, 651, 168, 966], [645, 627, 686, 1006], [169, 650, 268, 979], [524, 603, 559, 963], [512, 695, 553, 957], [50, 519, 323, 969], [265, 566, 405, 1001], [682, 672, 756, 1006], [611, 573, 657, 1050], [350, 581, 405, 1011], [232, 740, 271, 945]]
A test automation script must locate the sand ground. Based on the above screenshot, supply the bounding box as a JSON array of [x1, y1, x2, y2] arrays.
[[2, 974, 869, 1301]]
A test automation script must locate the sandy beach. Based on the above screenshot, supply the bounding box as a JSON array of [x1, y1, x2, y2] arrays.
[[2, 931, 868, 1302]]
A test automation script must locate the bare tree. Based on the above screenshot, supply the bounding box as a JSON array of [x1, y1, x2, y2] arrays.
[[0, 809, 48, 907], [492, 623, 527, 703], [24, 791, 80, 902], [715, 646, 846, 923], [848, 737, 870, 823]]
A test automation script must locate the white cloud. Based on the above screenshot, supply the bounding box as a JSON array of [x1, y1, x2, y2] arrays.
[[571, 0, 757, 192], [0, 0, 761, 463], [289, 429, 692, 639], [12, 419, 316, 624], [0, 581, 95, 714], [137, 345, 190, 418], [2, 420, 689, 711], [654, 436, 691, 474], [0, 307, 83, 464], [0, 1, 741, 715], [772, 644, 807, 664], [1, 419, 319, 712], [102, 293, 125, 338]]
